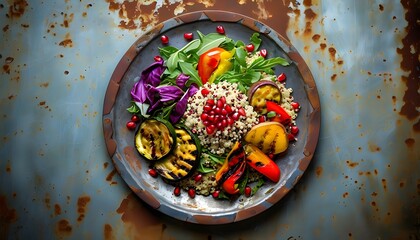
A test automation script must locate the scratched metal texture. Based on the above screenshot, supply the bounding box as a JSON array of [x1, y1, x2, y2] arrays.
[[0, 0, 418, 239]]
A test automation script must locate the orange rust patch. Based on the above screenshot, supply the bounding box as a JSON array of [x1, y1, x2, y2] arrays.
[[342, 192, 349, 198], [346, 160, 359, 168], [6, 0, 28, 19], [331, 74, 337, 81], [382, 178, 387, 191], [77, 195, 91, 222], [106, 169, 118, 185], [116, 193, 164, 239], [404, 138, 415, 148], [60, 13, 74, 28], [104, 224, 116, 240], [320, 43, 326, 50], [312, 34, 320, 42], [56, 219, 72, 237], [0, 195, 18, 239], [59, 33, 73, 47], [55, 204, 62, 215], [379, 4, 384, 11], [315, 166, 323, 178], [39, 82, 49, 88], [368, 142, 381, 152]]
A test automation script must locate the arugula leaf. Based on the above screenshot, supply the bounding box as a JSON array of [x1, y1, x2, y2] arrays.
[[159, 46, 178, 60], [250, 33, 262, 51], [197, 156, 214, 173], [238, 168, 249, 194], [196, 31, 227, 55], [207, 153, 225, 165], [166, 39, 201, 72], [179, 39, 200, 53], [251, 178, 265, 195], [127, 102, 140, 114], [249, 56, 290, 70], [234, 47, 247, 67], [179, 61, 202, 87]]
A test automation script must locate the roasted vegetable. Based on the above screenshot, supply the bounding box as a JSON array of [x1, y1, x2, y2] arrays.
[[244, 121, 289, 155], [248, 80, 281, 114], [154, 125, 201, 181], [222, 160, 247, 195], [198, 47, 225, 84], [266, 100, 291, 125], [135, 118, 176, 161], [215, 141, 244, 182], [244, 144, 281, 183]]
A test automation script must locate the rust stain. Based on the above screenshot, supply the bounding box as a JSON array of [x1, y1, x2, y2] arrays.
[[106, 169, 118, 185], [60, 13, 74, 28], [379, 4, 384, 11], [39, 82, 49, 88], [404, 138, 415, 148], [342, 192, 349, 198], [397, 0, 420, 132], [55, 219, 72, 237], [315, 166, 323, 178], [302, 0, 312, 7], [0, 195, 18, 239], [44, 193, 51, 209], [54, 204, 62, 216], [77, 195, 91, 222], [59, 33, 73, 47], [6, 0, 28, 19], [320, 43, 326, 50], [381, 178, 387, 191], [104, 162, 109, 169], [368, 142, 381, 152], [104, 224, 116, 240], [2, 64, 11, 74], [328, 47, 336, 60], [3, 25, 9, 32], [331, 74, 337, 81], [346, 160, 359, 168], [116, 193, 164, 239], [5, 161, 11, 173], [312, 34, 320, 42]]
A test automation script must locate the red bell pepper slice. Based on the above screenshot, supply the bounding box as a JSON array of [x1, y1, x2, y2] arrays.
[[222, 160, 246, 195], [197, 47, 225, 84], [266, 100, 291, 125], [244, 144, 280, 183], [215, 141, 244, 182]]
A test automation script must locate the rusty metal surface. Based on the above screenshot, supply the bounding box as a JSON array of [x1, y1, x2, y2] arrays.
[[0, 0, 419, 239]]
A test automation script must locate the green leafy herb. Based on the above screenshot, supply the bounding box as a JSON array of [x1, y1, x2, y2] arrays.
[[159, 46, 178, 60], [127, 102, 140, 114], [238, 168, 249, 194], [250, 33, 262, 51], [196, 31, 227, 55], [179, 61, 202, 87], [251, 178, 265, 195]]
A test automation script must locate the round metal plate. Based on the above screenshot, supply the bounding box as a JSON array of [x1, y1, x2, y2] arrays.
[[102, 10, 320, 225]]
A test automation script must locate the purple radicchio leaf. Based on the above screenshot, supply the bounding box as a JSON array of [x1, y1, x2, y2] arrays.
[[147, 85, 184, 113], [130, 60, 165, 103], [170, 84, 199, 123], [176, 73, 190, 88]]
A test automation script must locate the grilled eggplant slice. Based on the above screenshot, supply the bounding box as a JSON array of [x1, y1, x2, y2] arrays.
[[134, 118, 176, 161], [154, 125, 201, 181]]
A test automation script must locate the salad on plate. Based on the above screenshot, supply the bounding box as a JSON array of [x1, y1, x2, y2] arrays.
[[125, 26, 301, 200]]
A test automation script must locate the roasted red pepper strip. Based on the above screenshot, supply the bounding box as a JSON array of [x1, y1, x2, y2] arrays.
[[215, 141, 243, 182], [197, 47, 225, 84], [266, 100, 291, 125], [222, 160, 246, 195], [244, 144, 281, 183]]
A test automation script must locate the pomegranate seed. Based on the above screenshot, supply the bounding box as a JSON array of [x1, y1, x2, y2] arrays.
[[216, 122, 223, 129], [220, 96, 226, 104], [288, 133, 297, 141], [212, 190, 220, 198], [202, 120, 210, 126], [209, 110, 215, 116], [277, 73, 287, 82], [232, 112, 239, 121], [244, 186, 252, 197], [246, 44, 255, 52], [291, 102, 301, 112], [268, 153, 274, 159], [184, 32, 193, 40], [215, 107, 221, 114], [216, 25, 225, 34], [188, 188, 196, 198], [260, 49, 267, 58], [194, 174, 203, 182], [148, 169, 158, 178], [259, 115, 266, 123], [203, 104, 212, 112], [174, 186, 181, 196], [200, 113, 208, 121], [206, 99, 215, 106], [225, 105, 233, 113], [154, 55, 162, 62], [207, 115, 215, 122], [237, 107, 246, 117], [227, 118, 234, 125], [206, 125, 216, 135], [131, 115, 140, 122], [201, 88, 210, 96], [222, 119, 227, 127], [126, 121, 136, 130], [221, 109, 228, 115], [160, 35, 169, 44], [217, 99, 224, 108], [291, 125, 299, 134]]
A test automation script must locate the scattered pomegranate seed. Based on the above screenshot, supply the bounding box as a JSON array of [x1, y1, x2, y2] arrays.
[[259, 115, 266, 123], [277, 73, 287, 82], [148, 169, 158, 178], [237, 107, 246, 117], [260, 49, 267, 58], [131, 115, 140, 122], [291, 125, 299, 135], [232, 112, 240, 121], [212, 190, 220, 198], [200, 113, 208, 121], [288, 133, 297, 141], [246, 44, 255, 52], [216, 25, 225, 34], [206, 99, 215, 106], [184, 32, 193, 40], [126, 121, 136, 130], [244, 186, 252, 197], [225, 105, 233, 113], [160, 35, 169, 44], [154, 55, 162, 62], [188, 188, 196, 198], [291, 102, 300, 112], [206, 125, 216, 135], [174, 186, 181, 196], [194, 174, 203, 182], [268, 153, 274, 159], [201, 88, 210, 96]]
